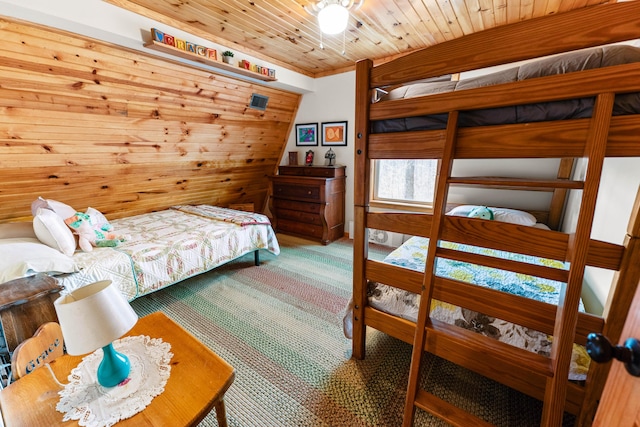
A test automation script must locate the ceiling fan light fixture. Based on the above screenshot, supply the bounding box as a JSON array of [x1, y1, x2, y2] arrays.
[[317, 3, 349, 35]]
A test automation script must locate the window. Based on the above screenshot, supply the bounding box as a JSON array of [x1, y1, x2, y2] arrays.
[[373, 159, 438, 207]]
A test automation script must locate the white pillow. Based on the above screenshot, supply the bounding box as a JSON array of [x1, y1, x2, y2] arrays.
[[31, 196, 77, 219], [447, 205, 537, 226], [33, 208, 76, 256], [0, 237, 78, 283], [533, 222, 551, 230]]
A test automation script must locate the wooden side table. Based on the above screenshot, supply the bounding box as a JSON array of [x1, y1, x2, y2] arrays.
[[0, 274, 63, 353], [0, 311, 235, 427]]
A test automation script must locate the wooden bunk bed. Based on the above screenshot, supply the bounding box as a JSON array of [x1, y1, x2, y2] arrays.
[[351, 2, 640, 426]]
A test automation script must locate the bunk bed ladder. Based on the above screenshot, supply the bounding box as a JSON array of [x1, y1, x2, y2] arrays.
[[402, 93, 615, 427], [402, 109, 494, 427], [540, 92, 615, 426]]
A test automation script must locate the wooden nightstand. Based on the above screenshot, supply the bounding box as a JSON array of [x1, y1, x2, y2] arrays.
[[271, 165, 346, 244], [0, 312, 235, 427], [0, 274, 63, 353]]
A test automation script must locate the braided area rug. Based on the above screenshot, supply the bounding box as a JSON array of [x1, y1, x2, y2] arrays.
[[130, 234, 576, 426]]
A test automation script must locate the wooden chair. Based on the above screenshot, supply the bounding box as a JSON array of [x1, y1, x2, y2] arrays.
[[10, 322, 64, 380]]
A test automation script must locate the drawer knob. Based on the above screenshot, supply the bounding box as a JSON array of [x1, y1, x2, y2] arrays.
[[307, 191, 312, 195]]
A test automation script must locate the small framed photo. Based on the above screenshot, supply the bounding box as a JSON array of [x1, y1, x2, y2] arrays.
[[305, 150, 314, 166], [321, 121, 348, 146], [295, 123, 318, 146], [288, 151, 299, 165]]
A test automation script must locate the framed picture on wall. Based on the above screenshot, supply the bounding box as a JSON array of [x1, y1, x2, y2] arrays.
[[295, 123, 319, 146], [321, 121, 348, 146]]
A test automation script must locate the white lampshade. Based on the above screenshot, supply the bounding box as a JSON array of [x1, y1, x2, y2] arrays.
[[54, 280, 138, 356], [318, 3, 349, 35]]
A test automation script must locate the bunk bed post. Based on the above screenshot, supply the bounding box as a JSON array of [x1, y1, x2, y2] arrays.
[[547, 158, 574, 231], [542, 93, 614, 426], [576, 186, 640, 427], [352, 59, 373, 359]]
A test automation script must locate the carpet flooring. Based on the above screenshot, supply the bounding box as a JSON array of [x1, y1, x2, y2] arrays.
[[129, 234, 576, 426]]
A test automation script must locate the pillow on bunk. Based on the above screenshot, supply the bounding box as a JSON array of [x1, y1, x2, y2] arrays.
[[33, 207, 76, 256], [517, 47, 603, 81], [602, 45, 640, 115], [0, 237, 78, 283], [447, 205, 537, 226]]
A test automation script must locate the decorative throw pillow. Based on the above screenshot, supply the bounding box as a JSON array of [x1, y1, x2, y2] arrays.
[[33, 207, 77, 256], [0, 237, 78, 283]]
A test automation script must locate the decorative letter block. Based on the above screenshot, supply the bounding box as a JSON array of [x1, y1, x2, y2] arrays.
[[151, 28, 164, 43]]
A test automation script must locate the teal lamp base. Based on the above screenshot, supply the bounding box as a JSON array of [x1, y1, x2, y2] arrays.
[[97, 343, 131, 387]]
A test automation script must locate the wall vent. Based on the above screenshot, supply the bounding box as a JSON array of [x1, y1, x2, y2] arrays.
[[249, 93, 269, 111]]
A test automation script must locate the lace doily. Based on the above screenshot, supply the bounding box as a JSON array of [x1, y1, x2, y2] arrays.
[[56, 335, 173, 427]]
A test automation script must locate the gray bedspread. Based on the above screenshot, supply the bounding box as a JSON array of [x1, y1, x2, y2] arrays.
[[372, 44, 640, 132]]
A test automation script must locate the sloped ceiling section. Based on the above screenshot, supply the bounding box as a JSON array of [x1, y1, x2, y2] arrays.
[[0, 16, 300, 222]]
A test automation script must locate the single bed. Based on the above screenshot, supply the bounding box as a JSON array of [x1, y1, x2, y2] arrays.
[[0, 204, 279, 357], [351, 2, 640, 426], [55, 205, 280, 300]]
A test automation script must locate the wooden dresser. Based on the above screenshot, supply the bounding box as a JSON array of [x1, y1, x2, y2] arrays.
[[271, 165, 346, 244]]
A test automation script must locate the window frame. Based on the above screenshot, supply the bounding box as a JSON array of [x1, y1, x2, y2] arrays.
[[369, 158, 439, 212]]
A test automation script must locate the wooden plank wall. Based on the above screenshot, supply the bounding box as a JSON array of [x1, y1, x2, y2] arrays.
[[0, 16, 301, 223]]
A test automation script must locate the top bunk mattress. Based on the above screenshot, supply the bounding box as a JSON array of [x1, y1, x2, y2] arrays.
[[372, 44, 640, 133]]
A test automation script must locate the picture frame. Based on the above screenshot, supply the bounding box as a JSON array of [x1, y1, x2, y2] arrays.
[[321, 121, 348, 146], [295, 123, 318, 146], [305, 150, 314, 166], [288, 151, 299, 166]]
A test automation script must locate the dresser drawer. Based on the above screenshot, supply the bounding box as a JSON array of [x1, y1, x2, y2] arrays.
[[278, 165, 345, 178], [277, 219, 324, 239], [275, 207, 323, 225], [273, 199, 322, 214], [273, 183, 321, 201]]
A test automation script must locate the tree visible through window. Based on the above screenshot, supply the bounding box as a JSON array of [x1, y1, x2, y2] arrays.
[[374, 159, 438, 205]]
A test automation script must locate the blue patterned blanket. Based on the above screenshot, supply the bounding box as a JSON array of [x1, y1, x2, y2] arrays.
[[367, 236, 589, 380]]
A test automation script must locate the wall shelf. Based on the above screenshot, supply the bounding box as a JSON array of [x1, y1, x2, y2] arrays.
[[143, 40, 277, 82]]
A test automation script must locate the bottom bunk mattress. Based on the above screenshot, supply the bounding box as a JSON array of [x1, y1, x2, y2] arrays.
[[360, 236, 590, 380], [57, 205, 280, 301]]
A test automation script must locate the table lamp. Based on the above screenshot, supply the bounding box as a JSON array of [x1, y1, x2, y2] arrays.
[[54, 280, 138, 387]]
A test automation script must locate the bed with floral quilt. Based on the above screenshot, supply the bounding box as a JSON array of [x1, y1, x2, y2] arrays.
[[56, 205, 280, 301], [365, 236, 590, 380]]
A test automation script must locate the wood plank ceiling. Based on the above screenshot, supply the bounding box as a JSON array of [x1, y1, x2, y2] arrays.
[[105, 0, 612, 78]]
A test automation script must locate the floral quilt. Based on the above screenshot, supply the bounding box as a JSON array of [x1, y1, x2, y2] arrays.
[[58, 206, 279, 301], [367, 236, 590, 380]]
